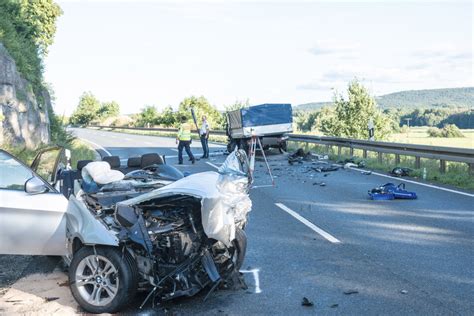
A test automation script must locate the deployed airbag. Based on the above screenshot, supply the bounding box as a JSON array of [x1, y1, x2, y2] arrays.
[[82, 161, 124, 185]]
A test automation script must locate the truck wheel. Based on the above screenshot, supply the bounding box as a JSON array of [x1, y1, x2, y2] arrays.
[[69, 246, 138, 314], [227, 140, 238, 153]]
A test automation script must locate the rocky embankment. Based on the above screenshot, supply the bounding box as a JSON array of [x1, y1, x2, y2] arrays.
[[0, 43, 50, 148]]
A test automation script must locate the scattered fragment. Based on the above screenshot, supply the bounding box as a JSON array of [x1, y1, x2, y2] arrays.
[[400, 290, 408, 294], [362, 171, 372, 175], [344, 162, 358, 169], [57, 281, 69, 287], [301, 297, 314, 307], [330, 304, 339, 308], [312, 182, 326, 186], [44, 297, 60, 302], [343, 290, 359, 295], [357, 160, 366, 168], [390, 167, 412, 177], [368, 183, 417, 200]]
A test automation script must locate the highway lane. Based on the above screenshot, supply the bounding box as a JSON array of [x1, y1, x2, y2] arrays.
[[71, 128, 474, 315]]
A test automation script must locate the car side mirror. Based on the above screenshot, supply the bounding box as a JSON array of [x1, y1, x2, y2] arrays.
[[25, 176, 49, 195]]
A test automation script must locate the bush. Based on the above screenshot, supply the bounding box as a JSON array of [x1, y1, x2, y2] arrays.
[[428, 124, 464, 138], [427, 127, 443, 137], [442, 124, 464, 138]]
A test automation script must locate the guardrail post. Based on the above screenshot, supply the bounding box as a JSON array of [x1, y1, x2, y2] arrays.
[[363, 150, 367, 159], [349, 147, 354, 157], [337, 146, 341, 158], [469, 163, 474, 175], [415, 157, 421, 169], [377, 152, 383, 164], [395, 154, 400, 165], [440, 160, 446, 173]]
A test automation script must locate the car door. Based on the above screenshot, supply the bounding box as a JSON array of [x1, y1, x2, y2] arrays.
[[0, 148, 68, 256]]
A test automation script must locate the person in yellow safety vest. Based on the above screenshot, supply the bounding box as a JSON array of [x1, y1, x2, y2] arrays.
[[176, 116, 195, 165]]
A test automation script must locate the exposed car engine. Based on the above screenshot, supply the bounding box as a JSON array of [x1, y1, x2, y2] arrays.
[[68, 150, 251, 312]]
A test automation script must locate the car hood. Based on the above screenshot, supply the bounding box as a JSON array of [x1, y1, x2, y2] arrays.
[[116, 171, 251, 246]]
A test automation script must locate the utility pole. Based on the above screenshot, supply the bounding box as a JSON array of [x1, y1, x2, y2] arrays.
[[404, 118, 411, 129]]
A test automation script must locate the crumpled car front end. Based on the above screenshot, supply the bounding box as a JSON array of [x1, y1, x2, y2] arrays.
[[65, 150, 252, 313]]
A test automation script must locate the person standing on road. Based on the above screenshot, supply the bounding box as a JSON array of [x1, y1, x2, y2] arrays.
[[176, 116, 195, 165], [200, 115, 210, 159]]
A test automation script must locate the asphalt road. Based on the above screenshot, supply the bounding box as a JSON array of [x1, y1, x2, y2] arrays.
[[2, 128, 473, 315]]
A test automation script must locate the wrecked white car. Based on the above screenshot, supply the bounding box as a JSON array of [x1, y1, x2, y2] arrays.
[[0, 147, 252, 313]]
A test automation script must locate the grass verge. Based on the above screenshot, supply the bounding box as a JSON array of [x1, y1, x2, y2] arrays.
[[289, 141, 474, 191], [1, 139, 96, 167]]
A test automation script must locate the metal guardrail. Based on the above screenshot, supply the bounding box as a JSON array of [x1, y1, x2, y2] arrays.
[[89, 125, 474, 173], [288, 134, 474, 173]]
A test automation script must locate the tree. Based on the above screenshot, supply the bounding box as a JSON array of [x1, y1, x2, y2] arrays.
[[178, 96, 224, 129], [135, 105, 158, 127], [98, 101, 120, 119], [12, 0, 62, 55], [157, 106, 176, 127], [320, 80, 392, 140], [69, 92, 101, 125], [225, 99, 249, 112]]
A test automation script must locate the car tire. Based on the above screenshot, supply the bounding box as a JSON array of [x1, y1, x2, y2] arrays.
[[233, 228, 247, 271], [69, 246, 138, 314]]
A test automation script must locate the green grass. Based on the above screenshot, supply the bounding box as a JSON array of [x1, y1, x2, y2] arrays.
[[1, 139, 96, 168], [288, 141, 474, 191], [389, 127, 474, 148]]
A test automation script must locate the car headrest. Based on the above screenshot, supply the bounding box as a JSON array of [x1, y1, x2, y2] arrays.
[[77, 160, 93, 171], [127, 156, 141, 168], [141, 153, 164, 168], [102, 156, 121, 169]]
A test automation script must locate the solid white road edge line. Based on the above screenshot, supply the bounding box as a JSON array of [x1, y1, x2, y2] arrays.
[[350, 167, 474, 198], [206, 162, 219, 169], [275, 203, 341, 244], [79, 138, 112, 157], [240, 269, 262, 293]]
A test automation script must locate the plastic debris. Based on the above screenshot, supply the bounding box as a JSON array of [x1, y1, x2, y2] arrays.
[[343, 290, 359, 295], [330, 304, 339, 308], [344, 162, 358, 169], [368, 183, 417, 200], [301, 297, 314, 307], [390, 167, 412, 177], [362, 171, 372, 175], [44, 297, 60, 302], [400, 290, 408, 294]]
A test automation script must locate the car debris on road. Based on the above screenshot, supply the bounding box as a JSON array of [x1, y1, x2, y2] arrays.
[[368, 183, 418, 200]]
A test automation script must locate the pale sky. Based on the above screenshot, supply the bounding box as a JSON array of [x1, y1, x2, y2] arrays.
[[45, 0, 473, 115]]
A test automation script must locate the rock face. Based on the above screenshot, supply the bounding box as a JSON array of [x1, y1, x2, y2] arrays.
[[0, 43, 50, 149]]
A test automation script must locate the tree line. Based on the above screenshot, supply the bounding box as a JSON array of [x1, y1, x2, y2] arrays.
[[296, 82, 473, 139], [69, 93, 244, 130]]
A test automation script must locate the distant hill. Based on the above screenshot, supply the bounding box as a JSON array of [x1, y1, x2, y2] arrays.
[[294, 87, 474, 111]]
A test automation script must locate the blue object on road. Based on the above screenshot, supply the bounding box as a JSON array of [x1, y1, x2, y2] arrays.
[[369, 183, 417, 200]]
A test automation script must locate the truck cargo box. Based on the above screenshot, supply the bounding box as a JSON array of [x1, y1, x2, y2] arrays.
[[227, 103, 293, 138]]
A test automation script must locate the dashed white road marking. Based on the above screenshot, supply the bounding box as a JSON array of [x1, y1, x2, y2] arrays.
[[350, 167, 474, 198], [240, 269, 262, 293], [205, 162, 219, 169], [275, 203, 341, 244], [171, 149, 178, 152]]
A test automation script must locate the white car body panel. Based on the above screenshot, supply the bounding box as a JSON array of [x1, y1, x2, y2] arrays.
[[0, 189, 68, 255]]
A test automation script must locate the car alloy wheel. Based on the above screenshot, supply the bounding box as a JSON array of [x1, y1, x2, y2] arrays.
[[74, 255, 119, 306]]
